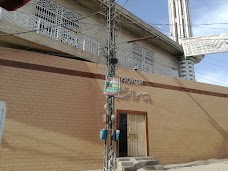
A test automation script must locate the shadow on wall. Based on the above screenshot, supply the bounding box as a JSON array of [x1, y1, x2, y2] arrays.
[[0, 59, 106, 154], [134, 70, 228, 160], [173, 78, 228, 157]]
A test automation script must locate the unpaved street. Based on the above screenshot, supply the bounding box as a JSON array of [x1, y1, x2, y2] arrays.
[[84, 159, 228, 171], [166, 159, 228, 171]]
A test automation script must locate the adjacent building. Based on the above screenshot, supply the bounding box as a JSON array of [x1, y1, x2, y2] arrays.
[[0, 0, 228, 171], [168, 0, 204, 80]]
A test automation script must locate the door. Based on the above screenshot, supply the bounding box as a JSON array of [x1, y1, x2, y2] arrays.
[[127, 114, 146, 156], [118, 114, 128, 157]]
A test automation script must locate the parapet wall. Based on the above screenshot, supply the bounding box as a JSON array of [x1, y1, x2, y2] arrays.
[[0, 47, 228, 170]]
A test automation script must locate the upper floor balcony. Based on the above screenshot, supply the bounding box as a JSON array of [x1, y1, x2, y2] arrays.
[[0, 2, 179, 77]]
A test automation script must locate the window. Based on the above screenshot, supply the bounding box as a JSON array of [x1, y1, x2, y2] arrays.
[[35, 0, 80, 47], [0, 101, 6, 144], [132, 44, 154, 72], [171, 68, 179, 77]]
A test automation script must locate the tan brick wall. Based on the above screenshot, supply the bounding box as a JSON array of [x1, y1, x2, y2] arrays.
[[116, 68, 228, 164], [0, 47, 228, 170], [0, 47, 106, 171]]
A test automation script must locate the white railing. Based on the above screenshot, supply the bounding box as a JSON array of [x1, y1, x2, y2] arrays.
[[2, 9, 38, 30], [0, 8, 176, 77], [116, 51, 173, 76], [0, 9, 101, 56], [116, 51, 130, 68]]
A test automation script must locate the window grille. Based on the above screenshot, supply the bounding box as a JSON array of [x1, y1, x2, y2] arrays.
[[133, 44, 154, 72], [35, 0, 80, 47]]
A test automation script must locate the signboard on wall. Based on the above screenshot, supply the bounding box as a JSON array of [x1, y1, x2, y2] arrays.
[[182, 33, 228, 57], [104, 75, 120, 96]]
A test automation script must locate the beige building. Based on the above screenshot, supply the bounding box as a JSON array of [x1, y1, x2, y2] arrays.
[[0, 0, 184, 76], [0, 0, 228, 171]]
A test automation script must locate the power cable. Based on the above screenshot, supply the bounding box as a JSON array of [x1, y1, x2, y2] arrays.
[[123, 0, 138, 10], [123, 21, 228, 27], [118, 21, 228, 37], [1, 2, 228, 86], [206, 56, 228, 65], [196, 71, 228, 85], [0, 10, 102, 37], [1, 45, 227, 87], [201, 60, 228, 71], [2, 10, 228, 42], [81, 22, 106, 26], [196, 75, 228, 87]]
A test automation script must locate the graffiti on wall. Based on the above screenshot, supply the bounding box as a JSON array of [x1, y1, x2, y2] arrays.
[[116, 87, 151, 103]]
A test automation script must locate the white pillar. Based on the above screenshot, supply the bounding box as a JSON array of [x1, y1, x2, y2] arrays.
[[179, 57, 195, 80], [168, 0, 195, 80], [168, 0, 193, 43]]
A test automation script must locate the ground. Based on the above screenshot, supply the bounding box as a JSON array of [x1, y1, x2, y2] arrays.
[[166, 159, 228, 171], [84, 158, 228, 171]]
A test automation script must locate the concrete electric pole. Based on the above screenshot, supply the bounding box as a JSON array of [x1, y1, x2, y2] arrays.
[[103, 0, 118, 171]]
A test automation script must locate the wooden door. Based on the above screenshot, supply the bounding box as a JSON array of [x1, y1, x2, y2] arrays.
[[127, 114, 146, 156]]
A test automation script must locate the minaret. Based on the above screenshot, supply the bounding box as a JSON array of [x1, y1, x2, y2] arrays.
[[168, 0, 196, 80]]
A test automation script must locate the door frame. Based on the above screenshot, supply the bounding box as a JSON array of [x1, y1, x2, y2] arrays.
[[116, 109, 149, 157]]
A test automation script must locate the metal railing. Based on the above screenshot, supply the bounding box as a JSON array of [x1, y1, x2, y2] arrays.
[[0, 8, 177, 77], [0, 9, 101, 56], [116, 51, 173, 76]]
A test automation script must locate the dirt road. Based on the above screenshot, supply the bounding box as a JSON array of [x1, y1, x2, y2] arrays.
[[166, 159, 228, 171], [84, 158, 228, 171]]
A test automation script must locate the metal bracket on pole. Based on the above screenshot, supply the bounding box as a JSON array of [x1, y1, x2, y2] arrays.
[[103, 1, 118, 171]]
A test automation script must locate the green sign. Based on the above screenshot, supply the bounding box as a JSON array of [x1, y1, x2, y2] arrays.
[[104, 75, 120, 96]]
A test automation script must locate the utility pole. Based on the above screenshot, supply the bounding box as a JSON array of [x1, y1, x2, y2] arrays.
[[103, 0, 118, 171]]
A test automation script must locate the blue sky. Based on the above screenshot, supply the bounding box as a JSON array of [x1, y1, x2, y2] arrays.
[[118, 0, 228, 87]]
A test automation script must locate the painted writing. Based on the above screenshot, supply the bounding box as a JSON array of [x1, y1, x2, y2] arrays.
[[120, 77, 143, 85], [116, 87, 151, 103]]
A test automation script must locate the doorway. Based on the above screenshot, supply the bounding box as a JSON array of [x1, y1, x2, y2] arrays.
[[117, 110, 148, 157]]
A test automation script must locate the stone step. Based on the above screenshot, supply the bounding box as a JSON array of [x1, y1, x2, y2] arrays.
[[116, 157, 161, 171], [122, 166, 138, 171], [134, 157, 154, 161], [117, 158, 131, 162], [119, 161, 134, 167], [135, 160, 159, 168], [117, 157, 154, 162], [143, 165, 164, 170]]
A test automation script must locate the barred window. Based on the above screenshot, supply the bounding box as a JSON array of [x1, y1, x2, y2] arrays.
[[35, 0, 80, 31], [34, 0, 80, 47], [133, 44, 154, 72]]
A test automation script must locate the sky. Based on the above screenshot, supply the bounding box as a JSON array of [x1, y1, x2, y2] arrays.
[[118, 0, 228, 87]]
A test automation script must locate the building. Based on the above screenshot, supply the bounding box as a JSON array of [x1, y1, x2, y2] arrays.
[[0, 0, 228, 171], [0, 0, 185, 76], [168, 0, 204, 81]]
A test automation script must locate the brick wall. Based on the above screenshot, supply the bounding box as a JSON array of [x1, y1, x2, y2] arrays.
[[0, 47, 228, 170]]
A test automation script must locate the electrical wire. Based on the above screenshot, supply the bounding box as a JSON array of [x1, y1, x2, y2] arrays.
[[196, 72, 228, 85], [206, 56, 228, 65], [1, 1, 228, 87], [201, 60, 228, 71], [124, 21, 228, 27], [1, 45, 227, 87], [196, 75, 228, 87], [0, 10, 102, 37], [81, 22, 106, 26], [2, 10, 228, 42]]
